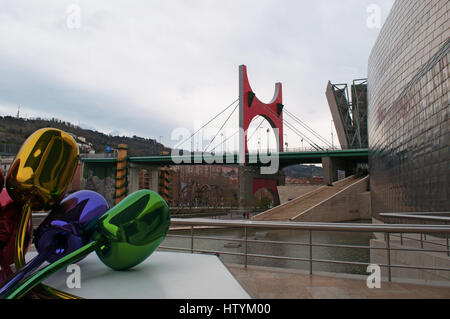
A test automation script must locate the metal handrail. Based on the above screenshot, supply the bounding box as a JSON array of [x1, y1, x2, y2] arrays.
[[168, 218, 450, 233], [157, 247, 450, 273], [381, 212, 450, 216], [166, 233, 449, 253], [380, 212, 450, 222], [160, 218, 450, 282], [379, 212, 450, 254], [390, 233, 449, 248]]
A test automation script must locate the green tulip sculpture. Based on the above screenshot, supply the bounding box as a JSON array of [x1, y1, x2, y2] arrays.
[[6, 189, 170, 299]]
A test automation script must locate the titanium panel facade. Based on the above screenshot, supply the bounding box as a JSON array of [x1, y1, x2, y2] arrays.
[[368, 0, 449, 218]]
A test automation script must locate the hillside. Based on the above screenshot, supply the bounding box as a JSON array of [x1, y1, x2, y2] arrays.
[[0, 116, 169, 156], [283, 164, 323, 178], [0, 116, 326, 180]]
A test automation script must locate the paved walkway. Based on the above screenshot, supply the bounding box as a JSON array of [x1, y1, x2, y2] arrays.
[[225, 264, 450, 299]]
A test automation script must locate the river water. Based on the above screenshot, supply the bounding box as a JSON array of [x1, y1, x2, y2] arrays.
[[160, 221, 374, 275]]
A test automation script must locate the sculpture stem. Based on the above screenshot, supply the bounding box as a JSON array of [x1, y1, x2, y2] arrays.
[[14, 203, 32, 269], [0, 252, 82, 299], [6, 240, 100, 299], [34, 284, 83, 299], [0, 253, 46, 298]]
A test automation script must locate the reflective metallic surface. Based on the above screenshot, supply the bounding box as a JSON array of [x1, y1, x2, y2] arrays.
[[5, 241, 97, 299], [14, 204, 31, 269], [0, 168, 3, 193], [6, 128, 79, 210], [0, 190, 109, 298], [5, 190, 170, 299], [6, 128, 79, 268], [0, 189, 31, 281], [95, 189, 170, 270], [368, 1, 449, 217], [35, 190, 109, 263], [34, 284, 82, 299]]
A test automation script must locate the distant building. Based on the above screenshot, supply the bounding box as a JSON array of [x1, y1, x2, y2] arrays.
[[312, 176, 324, 182], [169, 165, 238, 207], [69, 135, 95, 154], [0, 156, 14, 175]]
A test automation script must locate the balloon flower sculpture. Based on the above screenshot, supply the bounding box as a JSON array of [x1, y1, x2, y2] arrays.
[[0, 128, 170, 299], [0, 190, 109, 298]]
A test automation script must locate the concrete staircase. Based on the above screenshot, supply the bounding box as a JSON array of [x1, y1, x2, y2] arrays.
[[252, 175, 366, 221]]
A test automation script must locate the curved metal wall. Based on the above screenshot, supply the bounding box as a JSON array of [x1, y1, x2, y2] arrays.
[[368, 0, 449, 217]]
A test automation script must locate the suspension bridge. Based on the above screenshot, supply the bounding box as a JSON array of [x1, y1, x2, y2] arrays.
[[81, 65, 368, 208]]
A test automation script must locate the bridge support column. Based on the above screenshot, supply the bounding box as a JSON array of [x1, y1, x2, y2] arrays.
[[114, 144, 128, 204], [151, 170, 159, 192], [322, 157, 337, 185], [238, 166, 285, 208], [322, 157, 358, 185], [128, 164, 160, 193], [128, 165, 140, 194]]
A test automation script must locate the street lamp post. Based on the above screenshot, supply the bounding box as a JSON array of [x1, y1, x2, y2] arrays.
[[331, 120, 334, 149], [258, 125, 263, 153], [283, 133, 288, 152]]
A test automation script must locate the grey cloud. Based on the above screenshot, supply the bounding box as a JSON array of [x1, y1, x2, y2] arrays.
[[0, 0, 394, 149], [0, 57, 173, 140]]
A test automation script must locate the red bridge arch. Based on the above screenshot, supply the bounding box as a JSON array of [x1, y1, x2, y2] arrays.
[[253, 178, 281, 206], [239, 65, 284, 164]]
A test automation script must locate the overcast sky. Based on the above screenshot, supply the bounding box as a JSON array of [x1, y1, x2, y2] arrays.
[[0, 0, 394, 151]]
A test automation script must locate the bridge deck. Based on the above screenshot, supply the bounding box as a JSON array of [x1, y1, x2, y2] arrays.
[[81, 149, 368, 167]]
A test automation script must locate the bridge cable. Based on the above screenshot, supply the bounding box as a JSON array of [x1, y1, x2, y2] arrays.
[[203, 102, 239, 153], [209, 113, 294, 153], [283, 108, 332, 147], [259, 104, 323, 150], [211, 115, 279, 153], [283, 122, 322, 150], [283, 119, 323, 150], [208, 114, 320, 153], [174, 98, 239, 150], [284, 108, 329, 143], [246, 117, 266, 143], [258, 102, 322, 150], [205, 101, 327, 153], [210, 129, 239, 153]]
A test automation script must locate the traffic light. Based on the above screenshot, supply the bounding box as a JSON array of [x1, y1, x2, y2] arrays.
[[159, 165, 171, 202]]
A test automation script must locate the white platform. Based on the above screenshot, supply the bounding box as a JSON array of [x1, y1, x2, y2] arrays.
[[32, 251, 250, 299]]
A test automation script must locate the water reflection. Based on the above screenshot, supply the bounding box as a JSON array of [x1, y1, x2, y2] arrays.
[[160, 224, 374, 275]]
